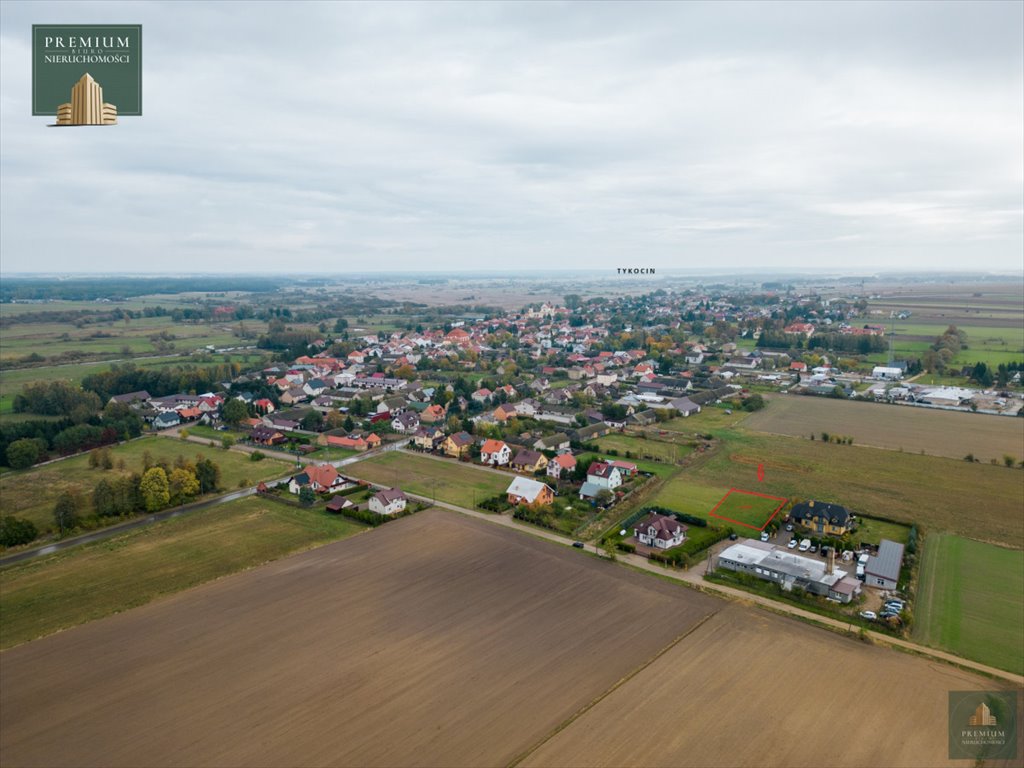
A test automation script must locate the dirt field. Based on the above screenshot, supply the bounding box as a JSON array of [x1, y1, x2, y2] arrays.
[[0, 510, 719, 768], [744, 395, 1024, 463], [522, 605, 1018, 768]]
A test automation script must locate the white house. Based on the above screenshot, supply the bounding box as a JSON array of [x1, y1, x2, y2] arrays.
[[480, 439, 512, 466], [633, 513, 687, 549], [368, 488, 407, 515], [586, 461, 622, 490]]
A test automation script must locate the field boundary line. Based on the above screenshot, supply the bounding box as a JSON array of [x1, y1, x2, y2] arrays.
[[506, 609, 722, 768]]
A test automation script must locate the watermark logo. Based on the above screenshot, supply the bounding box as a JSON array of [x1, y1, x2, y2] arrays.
[[33, 25, 142, 123], [949, 691, 1018, 761]]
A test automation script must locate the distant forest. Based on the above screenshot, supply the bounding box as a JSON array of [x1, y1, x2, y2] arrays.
[[1, 277, 291, 302]]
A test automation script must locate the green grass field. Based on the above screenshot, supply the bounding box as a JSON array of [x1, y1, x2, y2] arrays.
[[914, 534, 1024, 675], [344, 451, 510, 508], [653, 430, 1023, 545], [852, 516, 911, 546], [708, 489, 786, 530], [656, 406, 751, 435], [0, 496, 367, 649], [0, 437, 291, 535], [593, 433, 692, 464]]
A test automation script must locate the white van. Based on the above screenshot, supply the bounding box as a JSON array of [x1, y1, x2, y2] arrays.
[[798, 539, 811, 552]]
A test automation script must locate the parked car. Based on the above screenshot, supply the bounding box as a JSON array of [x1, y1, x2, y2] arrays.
[[859, 611, 877, 620], [572, 541, 585, 549], [809, 544, 818, 553], [884, 602, 905, 612], [785, 524, 794, 532], [787, 539, 798, 549], [879, 610, 899, 620], [798, 539, 811, 551], [728, 532, 739, 541], [760, 532, 770, 542]]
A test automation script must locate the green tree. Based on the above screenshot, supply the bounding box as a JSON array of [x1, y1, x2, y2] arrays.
[[195, 457, 220, 493], [53, 492, 79, 535], [168, 468, 200, 505], [298, 486, 316, 506], [301, 410, 324, 431], [93, 478, 117, 517], [139, 467, 170, 512], [1004, 455, 1016, 468], [6, 438, 41, 470], [221, 434, 235, 450], [343, 415, 355, 431], [222, 398, 249, 425], [0, 516, 38, 547]]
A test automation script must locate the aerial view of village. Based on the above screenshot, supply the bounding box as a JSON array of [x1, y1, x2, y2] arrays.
[[1, 1, 1022, 767]]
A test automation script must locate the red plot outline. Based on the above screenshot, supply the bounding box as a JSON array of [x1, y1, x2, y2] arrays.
[[708, 487, 788, 531]]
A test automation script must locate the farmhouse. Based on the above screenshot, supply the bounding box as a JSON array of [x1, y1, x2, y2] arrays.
[[505, 477, 555, 506], [533, 433, 571, 453], [369, 488, 407, 515], [717, 540, 861, 603], [109, 390, 151, 406], [864, 539, 905, 589], [790, 500, 851, 536], [633, 513, 687, 549], [511, 449, 548, 473], [480, 439, 512, 466], [546, 453, 577, 479]]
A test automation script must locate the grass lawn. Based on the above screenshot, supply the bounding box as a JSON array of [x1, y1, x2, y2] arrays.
[[0, 496, 367, 649], [708, 488, 786, 531], [592, 433, 692, 464], [674, 430, 1023, 545], [344, 451, 510, 509], [0, 436, 291, 535], [914, 534, 1024, 675], [646, 481, 755, 534], [852, 516, 911, 547], [305, 446, 360, 461], [657, 406, 750, 435]]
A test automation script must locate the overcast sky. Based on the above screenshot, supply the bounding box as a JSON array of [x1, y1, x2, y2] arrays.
[[1, 1, 1021, 274]]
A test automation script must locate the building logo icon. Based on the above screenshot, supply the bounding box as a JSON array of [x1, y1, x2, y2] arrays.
[[32, 25, 141, 122], [949, 691, 1019, 761], [969, 702, 998, 728], [56, 73, 117, 126]]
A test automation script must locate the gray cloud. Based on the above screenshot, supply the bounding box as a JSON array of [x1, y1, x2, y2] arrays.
[[1, 0, 1021, 273]]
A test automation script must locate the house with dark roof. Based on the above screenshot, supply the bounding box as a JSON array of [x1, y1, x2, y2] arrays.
[[369, 488, 407, 515], [391, 411, 421, 434], [633, 513, 687, 549], [442, 431, 475, 458], [153, 411, 180, 430], [511, 449, 548, 473], [790, 500, 851, 536]]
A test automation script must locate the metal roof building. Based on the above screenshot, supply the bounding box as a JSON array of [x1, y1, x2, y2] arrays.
[[864, 539, 905, 589]]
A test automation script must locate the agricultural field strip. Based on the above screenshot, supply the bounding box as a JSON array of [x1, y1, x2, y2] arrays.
[[743, 395, 1024, 462], [521, 605, 1015, 768]]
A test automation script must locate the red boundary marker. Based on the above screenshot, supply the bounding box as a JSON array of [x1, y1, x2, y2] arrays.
[[708, 487, 788, 531]]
